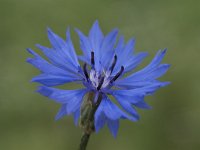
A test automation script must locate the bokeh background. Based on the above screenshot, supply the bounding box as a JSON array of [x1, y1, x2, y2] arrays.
[[1, 0, 200, 150]]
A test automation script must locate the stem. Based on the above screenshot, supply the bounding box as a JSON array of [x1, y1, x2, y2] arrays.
[[79, 92, 102, 150], [79, 132, 91, 150]]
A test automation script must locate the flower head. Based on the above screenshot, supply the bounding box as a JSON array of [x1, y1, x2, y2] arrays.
[[27, 21, 170, 137]]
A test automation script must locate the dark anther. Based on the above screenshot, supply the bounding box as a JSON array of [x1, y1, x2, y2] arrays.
[[97, 77, 105, 90], [109, 55, 117, 74], [91, 51, 95, 66], [110, 66, 124, 83], [83, 63, 89, 81]]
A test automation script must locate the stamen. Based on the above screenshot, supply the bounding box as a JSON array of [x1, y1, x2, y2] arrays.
[[109, 55, 117, 74], [91, 51, 95, 66], [83, 63, 89, 81], [97, 77, 105, 90], [110, 66, 124, 83]]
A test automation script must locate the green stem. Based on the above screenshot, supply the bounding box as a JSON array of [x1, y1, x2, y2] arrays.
[[79, 92, 102, 150], [79, 132, 91, 150]]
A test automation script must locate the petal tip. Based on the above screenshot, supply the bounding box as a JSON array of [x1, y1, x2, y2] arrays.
[[26, 58, 32, 63], [161, 48, 167, 55], [47, 27, 52, 32], [26, 48, 33, 54], [36, 86, 52, 97]]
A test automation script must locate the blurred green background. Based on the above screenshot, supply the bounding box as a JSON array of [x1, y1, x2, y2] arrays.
[[1, 0, 200, 150]]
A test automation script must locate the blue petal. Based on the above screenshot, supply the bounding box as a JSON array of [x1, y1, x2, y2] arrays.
[[37, 86, 88, 107], [75, 29, 91, 58], [102, 97, 122, 120], [26, 48, 68, 75], [95, 96, 137, 136], [116, 38, 135, 61], [31, 74, 81, 86], [134, 100, 152, 109], [112, 38, 136, 74], [36, 43, 78, 73], [101, 29, 118, 53], [73, 109, 80, 126], [133, 84, 163, 95], [47, 28, 79, 68], [94, 101, 106, 133], [132, 49, 167, 78], [55, 104, 80, 125], [89, 20, 104, 55], [88, 21, 105, 71], [110, 84, 162, 111], [100, 29, 118, 67], [55, 104, 67, 120], [115, 80, 170, 89], [144, 64, 170, 80], [110, 89, 145, 104], [148, 49, 167, 68], [78, 55, 91, 65], [121, 38, 135, 59], [66, 95, 84, 115], [128, 64, 170, 81], [115, 36, 124, 54], [114, 100, 139, 119], [66, 28, 80, 65], [47, 28, 65, 50], [107, 119, 119, 138], [124, 52, 148, 72], [115, 49, 169, 89], [101, 50, 115, 70], [103, 97, 137, 121]]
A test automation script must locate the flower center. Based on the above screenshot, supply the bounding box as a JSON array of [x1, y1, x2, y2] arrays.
[[82, 52, 124, 91]]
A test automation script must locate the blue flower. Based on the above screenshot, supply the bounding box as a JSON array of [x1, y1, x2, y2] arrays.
[[27, 20, 170, 137]]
